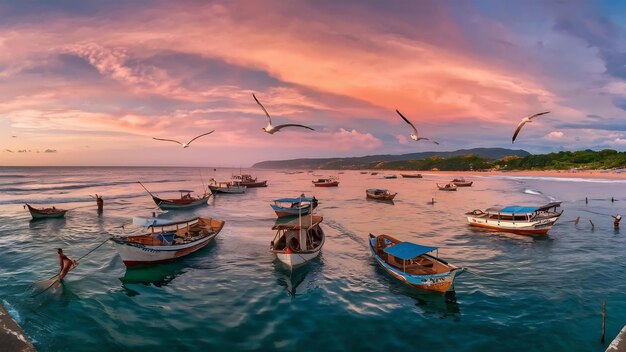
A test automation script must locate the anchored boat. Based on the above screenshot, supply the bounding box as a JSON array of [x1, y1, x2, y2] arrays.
[[138, 181, 210, 210], [111, 217, 225, 266], [384, 174, 398, 179], [437, 183, 457, 191], [270, 214, 325, 268], [25, 203, 67, 220], [312, 178, 339, 187], [465, 202, 563, 235], [401, 173, 423, 178], [271, 196, 318, 218], [366, 189, 397, 201], [231, 174, 267, 188], [451, 178, 473, 187], [208, 180, 246, 194], [369, 234, 462, 293]]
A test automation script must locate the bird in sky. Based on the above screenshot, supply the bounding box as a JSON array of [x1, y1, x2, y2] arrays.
[[512, 111, 550, 143], [253, 93, 315, 134], [396, 109, 439, 144], [152, 131, 215, 148]]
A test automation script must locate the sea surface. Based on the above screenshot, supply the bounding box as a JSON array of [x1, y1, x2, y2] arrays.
[[1, 167, 626, 351]]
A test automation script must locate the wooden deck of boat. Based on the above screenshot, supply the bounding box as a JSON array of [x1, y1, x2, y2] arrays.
[[0, 302, 35, 352]]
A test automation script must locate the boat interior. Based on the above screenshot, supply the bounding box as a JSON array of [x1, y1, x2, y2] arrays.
[[122, 218, 224, 246], [373, 234, 449, 276], [271, 225, 324, 252]]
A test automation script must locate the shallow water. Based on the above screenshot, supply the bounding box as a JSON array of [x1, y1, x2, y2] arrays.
[[1, 167, 625, 351]]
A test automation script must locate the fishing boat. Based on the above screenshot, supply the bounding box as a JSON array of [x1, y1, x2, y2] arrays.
[[401, 173, 423, 178], [270, 214, 325, 268], [25, 203, 67, 220], [465, 202, 563, 235], [271, 196, 318, 218], [384, 174, 398, 179], [360, 171, 368, 174], [369, 234, 462, 293], [138, 182, 211, 210], [208, 180, 246, 194], [451, 178, 473, 187], [231, 174, 268, 188], [370, 172, 379, 176], [312, 178, 339, 187], [111, 217, 225, 266], [366, 189, 397, 201], [437, 183, 457, 191]]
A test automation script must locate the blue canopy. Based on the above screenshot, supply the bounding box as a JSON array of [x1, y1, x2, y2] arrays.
[[499, 206, 538, 214], [274, 197, 314, 203], [383, 242, 437, 260]]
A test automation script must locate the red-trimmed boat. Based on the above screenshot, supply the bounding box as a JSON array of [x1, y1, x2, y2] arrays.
[[312, 178, 339, 187], [25, 203, 67, 220], [231, 174, 268, 188], [111, 217, 225, 266]]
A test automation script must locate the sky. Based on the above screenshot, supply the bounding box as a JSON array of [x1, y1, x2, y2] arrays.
[[2, 0, 626, 166]]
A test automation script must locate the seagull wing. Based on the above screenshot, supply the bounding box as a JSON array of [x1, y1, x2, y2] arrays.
[[396, 109, 418, 136], [511, 120, 528, 143], [273, 124, 315, 132], [527, 111, 550, 120], [152, 137, 183, 146], [253, 93, 272, 124], [417, 137, 439, 145], [186, 130, 215, 146]]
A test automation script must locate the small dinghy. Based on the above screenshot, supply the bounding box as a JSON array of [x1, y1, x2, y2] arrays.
[[366, 189, 397, 201], [271, 196, 318, 218], [369, 234, 462, 293], [401, 173, 423, 178], [384, 174, 398, 179], [270, 214, 325, 268], [437, 183, 457, 191], [25, 203, 67, 220], [312, 178, 339, 187], [111, 217, 225, 266], [451, 178, 473, 187]]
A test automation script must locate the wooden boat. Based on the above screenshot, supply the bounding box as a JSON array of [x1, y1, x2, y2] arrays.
[[465, 202, 563, 235], [111, 217, 225, 266], [270, 214, 325, 268], [369, 234, 462, 293], [370, 172, 379, 175], [384, 175, 398, 179], [271, 196, 318, 218], [451, 178, 473, 187], [25, 203, 67, 220], [312, 178, 339, 187], [437, 183, 457, 191], [138, 182, 210, 210], [366, 189, 397, 201], [360, 171, 368, 174], [401, 173, 423, 178], [231, 174, 267, 188], [208, 180, 246, 194]]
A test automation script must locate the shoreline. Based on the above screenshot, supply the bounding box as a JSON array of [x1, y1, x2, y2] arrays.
[[406, 170, 626, 180]]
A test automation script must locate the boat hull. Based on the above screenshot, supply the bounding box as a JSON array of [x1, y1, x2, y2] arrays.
[[271, 205, 313, 218], [452, 182, 473, 187], [238, 181, 267, 188], [401, 174, 423, 178], [113, 232, 217, 266], [312, 181, 339, 187], [466, 216, 557, 235], [152, 196, 210, 210], [26, 204, 67, 220], [366, 192, 397, 201], [209, 186, 246, 194], [273, 249, 322, 268], [369, 237, 458, 293]]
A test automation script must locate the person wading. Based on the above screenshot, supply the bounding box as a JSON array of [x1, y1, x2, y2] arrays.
[[57, 248, 76, 281]]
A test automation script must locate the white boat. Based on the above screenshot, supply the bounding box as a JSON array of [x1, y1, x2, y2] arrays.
[[465, 202, 562, 235], [270, 214, 325, 268], [111, 217, 225, 266], [208, 180, 246, 194]]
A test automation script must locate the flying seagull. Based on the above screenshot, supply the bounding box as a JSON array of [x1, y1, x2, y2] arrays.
[[396, 109, 439, 144], [253, 93, 315, 134], [512, 111, 550, 143], [152, 131, 215, 148]]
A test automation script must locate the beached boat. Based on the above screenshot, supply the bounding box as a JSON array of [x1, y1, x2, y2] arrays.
[[369, 234, 462, 293], [111, 217, 225, 266], [312, 178, 339, 187], [138, 182, 210, 210], [451, 178, 473, 187], [465, 202, 563, 235], [437, 183, 457, 191], [366, 189, 397, 201], [271, 196, 318, 218], [208, 180, 246, 194], [384, 175, 398, 179], [270, 215, 325, 268], [25, 203, 67, 220], [401, 173, 423, 178], [231, 174, 267, 188]]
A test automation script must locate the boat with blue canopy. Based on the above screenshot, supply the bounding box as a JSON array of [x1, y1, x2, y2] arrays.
[[369, 233, 462, 293], [465, 202, 562, 235], [271, 195, 318, 218]]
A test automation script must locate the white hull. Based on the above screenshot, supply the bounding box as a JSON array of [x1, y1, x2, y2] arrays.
[[113, 232, 217, 265], [466, 216, 559, 234], [274, 248, 322, 268]]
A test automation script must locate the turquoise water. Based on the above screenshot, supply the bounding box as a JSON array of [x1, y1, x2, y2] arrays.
[[1, 167, 626, 351]]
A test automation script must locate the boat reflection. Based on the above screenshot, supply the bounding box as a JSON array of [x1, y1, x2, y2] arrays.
[[365, 197, 395, 205], [119, 262, 187, 296], [28, 217, 66, 230], [273, 256, 322, 297]]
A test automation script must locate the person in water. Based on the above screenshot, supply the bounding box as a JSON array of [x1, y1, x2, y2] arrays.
[[57, 248, 76, 280]]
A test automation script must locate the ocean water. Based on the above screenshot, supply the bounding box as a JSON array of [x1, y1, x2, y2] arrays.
[[1, 167, 626, 351]]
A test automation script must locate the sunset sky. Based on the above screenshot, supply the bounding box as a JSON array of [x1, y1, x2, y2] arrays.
[[1, 0, 626, 166]]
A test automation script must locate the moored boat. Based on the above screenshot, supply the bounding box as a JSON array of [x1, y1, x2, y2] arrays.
[[111, 217, 225, 266], [231, 174, 268, 188], [366, 189, 397, 201], [312, 178, 339, 187], [384, 174, 398, 179], [437, 183, 457, 191], [451, 178, 473, 187], [270, 214, 325, 268], [465, 202, 563, 235], [271, 195, 318, 218], [208, 180, 247, 194], [25, 203, 67, 220], [139, 181, 211, 210], [360, 171, 368, 174], [401, 173, 423, 178], [370, 172, 379, 175], [369, 234, 462, 293]]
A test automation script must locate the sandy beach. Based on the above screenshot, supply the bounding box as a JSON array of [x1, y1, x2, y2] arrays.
[[398, 169, 626, 180]]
